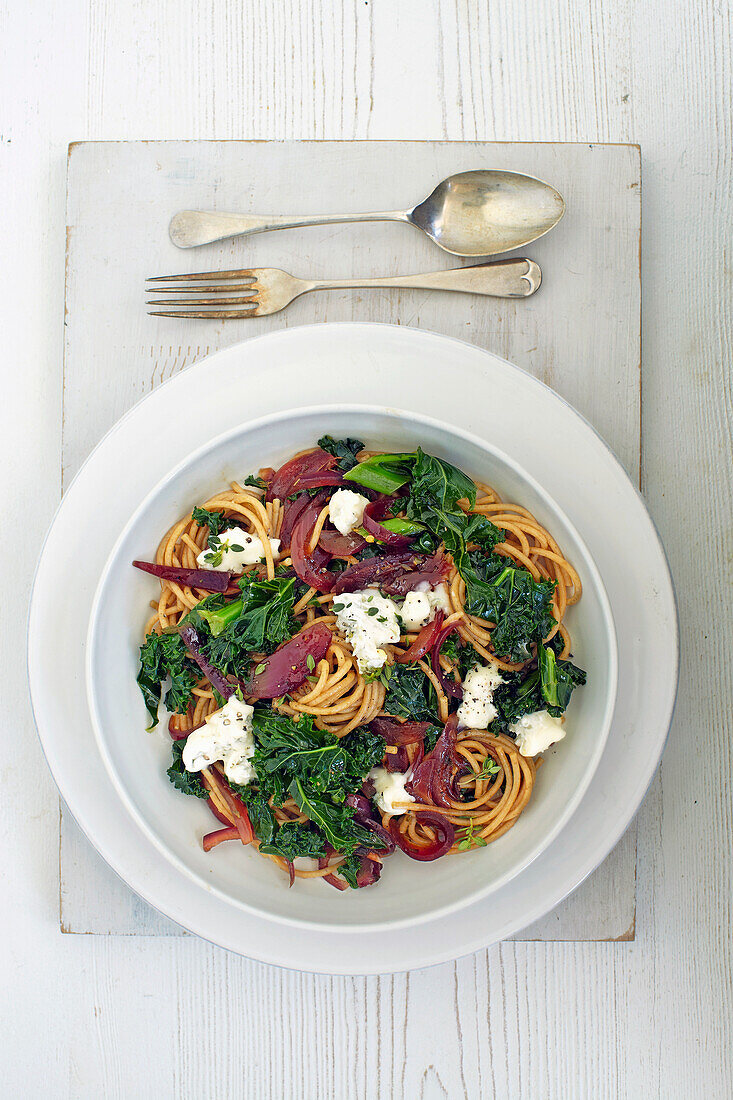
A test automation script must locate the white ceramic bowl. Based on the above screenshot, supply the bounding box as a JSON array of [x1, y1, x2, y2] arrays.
[[87, 404, 617, 933]]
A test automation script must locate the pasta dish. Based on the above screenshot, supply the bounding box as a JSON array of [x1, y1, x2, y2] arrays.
[[134, 438, 586, 891]]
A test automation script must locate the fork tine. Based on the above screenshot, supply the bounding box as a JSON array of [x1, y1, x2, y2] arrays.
[[147, 296, 258, 306], [147, 269, 256, 283], [145, 284, 257, 294], [148, 309, 258, 319]]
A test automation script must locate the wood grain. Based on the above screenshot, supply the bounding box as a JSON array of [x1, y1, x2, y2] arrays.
[[2, 1, 731, 1097]]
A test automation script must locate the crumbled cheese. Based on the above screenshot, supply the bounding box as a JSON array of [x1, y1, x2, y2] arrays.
[[399, 590, 432, 631], [332, 588, 401, 673], [510, 710, 566, 757], [196, 526, 280, 572], [182, 696, 256, 785], [328, 489, 370, 536], [457, 663, 504, 729], [399, 581, 452, 631], [369, 767, 415, 815]]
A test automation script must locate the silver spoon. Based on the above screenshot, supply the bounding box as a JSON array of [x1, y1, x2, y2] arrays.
[[169, 170, 565, 256]]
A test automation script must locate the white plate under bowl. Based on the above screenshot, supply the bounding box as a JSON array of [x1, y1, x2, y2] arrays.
[[28, 323, 678, 972], [87, 405, 617, 933]]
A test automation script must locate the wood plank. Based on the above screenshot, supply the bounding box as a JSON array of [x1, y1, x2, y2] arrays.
[[60, 138, 640, 943]]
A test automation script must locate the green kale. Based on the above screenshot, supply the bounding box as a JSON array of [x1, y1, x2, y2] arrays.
[[337, 852, 362, 889], [251, 710, 383, 802], [166, 740, 208, 798], [137, 631, 200, 730], [462, 551, 556, 662], [288, 779, 378, 855], [405, 449, 504, 574], [492, 646, 585, 730], [343, 452, 417, 494], [340, 726, 385, 778], [231, 788, 276, 845], [244, 474, 269, 490], [423, 724, 443, 752], [260, 820, 326, 862], [193, 575, 297, 677], [538, 645, 587, 714], [492, 669, 544, 728], [191, 506, 227, 536], [439, 633, 477, 680], [383, 663, 440, 724], [317, 434, 365, 471]]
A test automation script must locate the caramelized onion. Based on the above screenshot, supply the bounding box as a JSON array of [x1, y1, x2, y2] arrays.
[[430, 620, 464, 700], [133, 560, 233, 591], [318, 527, 366, 557], [202, 825, 240, 852], [389, 812, 454, 861], [369, 716, 432, 746], [406, 713, 460, 808], [290, 491, 336, 592], [333, 549, 448, 596], [266, 447, 337, 502], [244, 621, 332, 698], [394, 610, 445, 665], [179, 623, 234, 699], [361, 496, 415, 548]]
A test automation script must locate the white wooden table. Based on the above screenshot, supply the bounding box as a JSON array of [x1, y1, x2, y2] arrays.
[[3, 3, 731, 1097]]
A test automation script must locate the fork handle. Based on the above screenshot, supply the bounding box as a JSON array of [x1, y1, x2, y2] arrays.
[[169, 209, 409, 248], [308, 259, 541, 298]]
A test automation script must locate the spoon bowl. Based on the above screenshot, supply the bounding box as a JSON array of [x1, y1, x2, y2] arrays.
[[409, 170, 566, 256]]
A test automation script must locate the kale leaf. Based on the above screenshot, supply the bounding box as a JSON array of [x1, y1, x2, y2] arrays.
[[193, 575, 297, 677], [252, 710, 383, 802], [231, 788, 276, 845], [337, 852, 362, 889], [383, 663, 440, 724], [462, 551, 556, 662], [538, 645, 587, 714], [492, 669, 544, 728], [405, 449, 503, 574], [191, 506, 227, 536], [166, 740, 208, 798], [244, 474, 269, 490], [137, 631, 200, 729], [340, 726, 385, 778], [317, 434, 365, 472], [288, 779, 378, 855], [259, 821, 327, 861]]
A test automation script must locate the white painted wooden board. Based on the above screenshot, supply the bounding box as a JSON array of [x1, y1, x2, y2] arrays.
[[60, 139, 640, 941]]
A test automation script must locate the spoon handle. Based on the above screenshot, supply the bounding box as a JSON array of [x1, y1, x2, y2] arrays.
[[169, 208, 409, 248], [308, 259, 541, 298]]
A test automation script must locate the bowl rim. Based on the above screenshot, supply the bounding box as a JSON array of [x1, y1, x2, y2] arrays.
[[86, 400, 618, 934]]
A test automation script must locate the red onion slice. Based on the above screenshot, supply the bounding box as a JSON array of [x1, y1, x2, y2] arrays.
[[369, 716, 432, 746], [395, 610, 445, 665], [179, 623, 234, 700], [133, 560, 232, 592], [430, 621, 464, 700], [318, 527, 366, 557], [279, 493, 313, 552], [406, 713, 460, 808], [202, 825, 240, 851], [361, 496, 415, 548], [243, 621, 332, 699], [389, 811, 454, 861], [267, 447, 337, 502], [290, 491, 336, 592]]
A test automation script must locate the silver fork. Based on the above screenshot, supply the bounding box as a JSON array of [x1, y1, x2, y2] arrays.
[[146, 258, 541, 318]]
